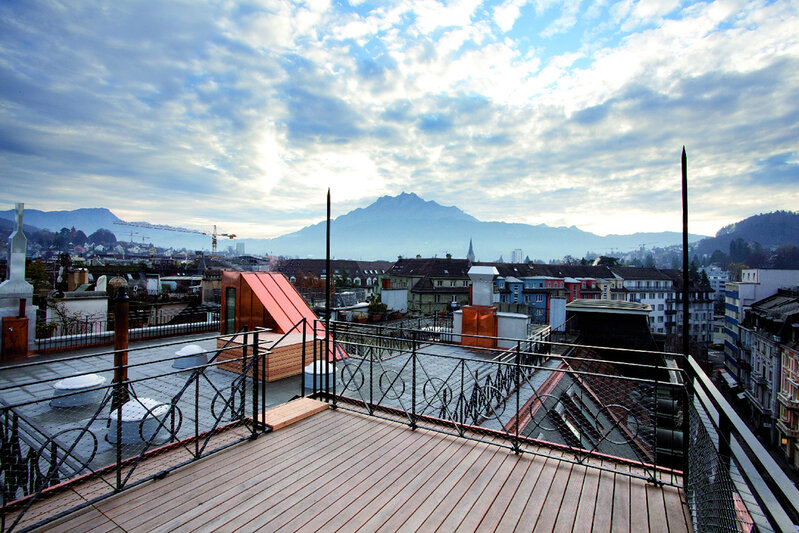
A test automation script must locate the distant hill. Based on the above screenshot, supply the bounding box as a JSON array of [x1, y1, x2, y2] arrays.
[[693, 211, 799, 258], [0, 207, 122, 234], [2, 195, 708, 259], [257, 192, 705, 260], [0, 207, 210, 250]]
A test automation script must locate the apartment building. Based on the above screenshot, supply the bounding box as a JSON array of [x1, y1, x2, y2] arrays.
[[724, 269, 799, 380]]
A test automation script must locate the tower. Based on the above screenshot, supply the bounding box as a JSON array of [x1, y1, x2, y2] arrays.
[[466, 239, 475, 263]]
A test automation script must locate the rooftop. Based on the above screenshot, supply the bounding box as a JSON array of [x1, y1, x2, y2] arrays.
[[36, 405, 691, 532], [2, 320, 798, 532]]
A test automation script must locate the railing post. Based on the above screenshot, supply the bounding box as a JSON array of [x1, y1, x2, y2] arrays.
[[301, 318, 307, 398], [241, 327, 248, 420], [514, 340, 521, 454], [331, 321, 337, 410], [251, 330, 259, 438], [411, 330, 417, 430], [313, 320, 318, 397]]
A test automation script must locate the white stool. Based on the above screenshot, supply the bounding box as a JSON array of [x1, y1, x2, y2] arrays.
[[107, 397, 171, 444], [172, 344, 208, 369], [51, 374, 107, 408]]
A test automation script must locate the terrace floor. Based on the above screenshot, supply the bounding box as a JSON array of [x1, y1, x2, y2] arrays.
[[34, 403, 692, 532]]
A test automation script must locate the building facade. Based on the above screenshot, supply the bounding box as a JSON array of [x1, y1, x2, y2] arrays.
[[723, 269, 799, 381], [384, 256, 471, 315]]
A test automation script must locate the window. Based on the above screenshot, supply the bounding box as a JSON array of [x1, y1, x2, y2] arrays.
[[224, 287, 236, 334], [536, 294, 543, 302]]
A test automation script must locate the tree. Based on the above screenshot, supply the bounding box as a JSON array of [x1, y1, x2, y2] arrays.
[[773, 245, 799, 269], [729, 238, 752, 263], [27, 258, 51, 293], [88, 228, 117, 247], [708, 249, 729, 266], [643, 253, 655, 268], [596, 256, 620, 267], [700, 269, 710, 287], [689, 258, 699, 281]]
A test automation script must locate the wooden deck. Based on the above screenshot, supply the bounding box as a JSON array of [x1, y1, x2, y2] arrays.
[[37, 408, 692, 532]]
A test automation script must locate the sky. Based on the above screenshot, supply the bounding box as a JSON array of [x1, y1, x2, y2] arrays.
[[0, 0, 797, 241]]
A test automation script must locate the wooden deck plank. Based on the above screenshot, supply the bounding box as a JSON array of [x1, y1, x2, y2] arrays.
[[646, 482, 669, 533], [147, 412, 401, 532], [375, 440, 495, 532], [430, 449, 514, 531], [629, 473, 650, 533], [663, 486, 690, 533], [97, 410, 339, 513], [514, 451, 566, 532], [218, 421, 415, 532], [354, 435, 471, 532], [551, 463, 588, 533], [494, 451, 559, 531], [101, 410, 356, 529], [44, 507, 124, 533], [22, 408, 692, 533], [263, 397, 329, 430], [569, 464, 601, 533], [469, 450, 535, 532], [533, 460, 573, 532], [287, 427, 447, 532], [590, 468, 616, 532], [611, 465, 631, 533], [452, 450, 524, 532], [261, 425, 436, 531]]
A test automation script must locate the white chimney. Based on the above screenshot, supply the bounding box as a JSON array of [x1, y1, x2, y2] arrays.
[[468, 265, 498, 306]]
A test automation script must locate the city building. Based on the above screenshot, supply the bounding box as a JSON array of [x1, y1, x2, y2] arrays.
[[608, 267, 673, 335], [383, 256, 471, 314], [701, 265, 729, 298], [511, 248, 523, 263], [661, 269, 715, 348], [723, 269, 799, 382], [737, 289, 799, 449]]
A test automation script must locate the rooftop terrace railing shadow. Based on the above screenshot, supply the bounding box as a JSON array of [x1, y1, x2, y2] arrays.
[[310, 320, 799, 533], [0, 321, 308, 533]]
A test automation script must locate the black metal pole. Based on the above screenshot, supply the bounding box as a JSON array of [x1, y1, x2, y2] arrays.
[[681, 146, 692, 493], [325, 189, 331, 401], [681, 147, 690, 359]]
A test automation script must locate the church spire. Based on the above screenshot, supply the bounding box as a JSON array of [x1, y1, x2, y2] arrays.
[[466, 238, 475, 263]]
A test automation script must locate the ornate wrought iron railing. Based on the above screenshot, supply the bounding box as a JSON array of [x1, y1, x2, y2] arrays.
[[0, 320, 310, 533], [308, 320, 799, 533]]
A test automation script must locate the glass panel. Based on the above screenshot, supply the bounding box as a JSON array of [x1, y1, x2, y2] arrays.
[[225, 287, 236, 334]]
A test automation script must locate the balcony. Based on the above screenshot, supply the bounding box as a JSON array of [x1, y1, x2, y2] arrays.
[[778, 391, 799, 409], [776, 419, 799, 439], [1, 321, 798, 533]]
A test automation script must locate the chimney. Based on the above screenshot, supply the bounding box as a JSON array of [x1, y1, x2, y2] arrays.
[[416, 254, 422, 259], [446, 253, 452, 259], [468, 266, 498, 306]]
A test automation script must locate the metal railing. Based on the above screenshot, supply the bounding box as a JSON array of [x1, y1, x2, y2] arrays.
[[0, 320, 310, 532], [35, 309, 220, 353], [308, 320, 799, 533]]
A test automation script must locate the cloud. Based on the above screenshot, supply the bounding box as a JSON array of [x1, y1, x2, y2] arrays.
[[0, 0, 798, 244]]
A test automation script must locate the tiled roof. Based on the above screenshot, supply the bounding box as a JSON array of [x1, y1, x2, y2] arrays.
[[389, 257, 471, 278], [610, 267, 672, 281]]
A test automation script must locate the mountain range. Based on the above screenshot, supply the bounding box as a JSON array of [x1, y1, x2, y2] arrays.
[[2, 193, 709, 260]]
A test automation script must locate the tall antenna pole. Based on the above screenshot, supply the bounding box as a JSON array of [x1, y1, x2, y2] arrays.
[[682, 147, 690, 359]]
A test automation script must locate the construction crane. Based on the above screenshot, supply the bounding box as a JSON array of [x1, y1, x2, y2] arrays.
[[114, 221, 236, 256]]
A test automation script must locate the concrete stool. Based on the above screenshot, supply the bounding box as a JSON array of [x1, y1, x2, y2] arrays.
[[172, 344, 208, 369], [304, 361, 335, 392], [107, 397, 171, 444], [50, 374, 107, 408]]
